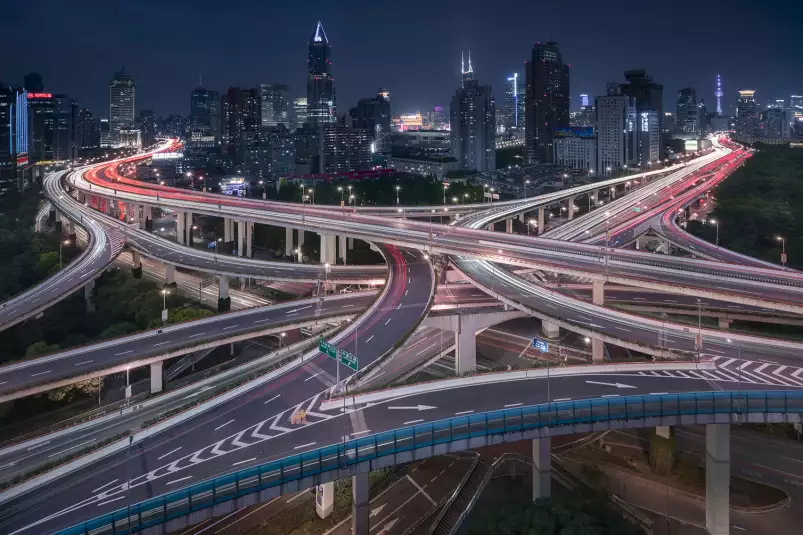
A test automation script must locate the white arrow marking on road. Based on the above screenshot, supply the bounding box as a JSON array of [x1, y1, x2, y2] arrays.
[[585, 380, 637, 389], [379, 518, 398, 534], [371, 503, 387, 517], [286, 305, 312, 314], [388, 405, 437, 411]]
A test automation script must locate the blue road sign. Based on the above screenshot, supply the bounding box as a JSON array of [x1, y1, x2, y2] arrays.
[[531, 337, 549, 354]]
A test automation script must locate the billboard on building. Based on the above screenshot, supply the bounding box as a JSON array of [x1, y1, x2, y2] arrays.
[[220, 176, 246, 196]]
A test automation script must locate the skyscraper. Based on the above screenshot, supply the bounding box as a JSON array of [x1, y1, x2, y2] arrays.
[[306, 21, 336, 126], [221, 87, 260, 163], [109, 70, 136, 147], [293, 97, 308, 130], [736, 90, 757, 143], [350, 89, 391, 163], [676, 87, 699, 134], [525, 41, 570, 163], [259, 84, 290, 128], [322, 117, 372, 174], [450, 54, 496, 172], [595, 85, 636, 176], [619, 70, 663, 146], [714, 74, 724, 115], [76, 108, 100, 150], [580, 94, 589, 107], [461, 51, 474, 87], [504, 73, 525, 134], [190, 87, 221, 140]]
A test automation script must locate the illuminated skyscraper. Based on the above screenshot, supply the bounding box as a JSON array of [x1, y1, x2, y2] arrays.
[[736, 90, 757, 142], [293, 97, 308, 130], [461, 51, 474, 87], [580, 94, 589, 107], [259, 84, 290, 128], [190, 87, 221, 141], [306, 21, 336, 126], [109, 69, 135, 147], [504, 73, 525, 134], [525, 41, 570, 163], [714, 74, 723, 115], [676, 87, 699, 134], [451, 55, 495, 172], [350, 89, 391, 162]]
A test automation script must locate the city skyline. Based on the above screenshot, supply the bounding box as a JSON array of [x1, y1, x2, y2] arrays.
[[2, 0, 802, 118]]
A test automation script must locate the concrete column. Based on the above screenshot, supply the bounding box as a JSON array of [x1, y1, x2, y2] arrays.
[[541, 320, 559, 338], [635, 236, 641, 250], [176, 210, 185, 245], [705, 423, 730, 535], [84, 279, 96, 313], [656, 425, 672, 439], [224, 217, 232, 242], [327, 234, 336, 266], [352, 473, 370, 535], [338, 235, 347, 264], [506, 218, 513, 233], [610, 186, 617, 200], [486, 223, 493, 231], [315, 482, 334, 519], [246, 222, 253, 258], [298, 229, 305, 249], [185, 212, 194, 246], [718, 318, 731, 330], [164, 264, 175, 285], [319, 234, 329, 264], [285, 227, 294, 256], [455, 329, 477, 375], [518, 212, 525, 223], [237, 220, 245, 257], [532, 437, 552, 501], [592, 338, 604, 362], [144, 205, 153, 231], [348, 237, 354, 250], [537, 207, 545, 235], [131, 250, 142, 279], [592, 280, 605, 306], [591, 190, 598, 206], [567, 197, 575, 220], [150, 361, 164, 394], [657, 240, 670, 254], [218, 276, 231, 312]]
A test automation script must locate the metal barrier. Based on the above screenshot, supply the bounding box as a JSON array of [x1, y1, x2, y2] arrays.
[[55, 390, 803, 535]]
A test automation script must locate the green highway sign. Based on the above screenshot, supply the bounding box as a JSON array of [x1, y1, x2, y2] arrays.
[[318, 338, 337, 359], [338, 350, 359, 371]]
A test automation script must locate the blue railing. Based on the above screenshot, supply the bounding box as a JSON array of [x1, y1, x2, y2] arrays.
[[56, 390, 803, 535]]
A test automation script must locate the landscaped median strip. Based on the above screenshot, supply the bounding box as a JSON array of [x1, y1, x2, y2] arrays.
[[320, 360, 718, 411]]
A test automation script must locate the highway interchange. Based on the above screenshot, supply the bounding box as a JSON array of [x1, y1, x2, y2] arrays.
[[1, 136, 802, 534]]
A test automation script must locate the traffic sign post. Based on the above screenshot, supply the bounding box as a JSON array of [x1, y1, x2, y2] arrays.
[[338, 350, 359, 372], [531, 337, 549, 354], [318, 338, 337, 359], [318, 338, 360, 391]]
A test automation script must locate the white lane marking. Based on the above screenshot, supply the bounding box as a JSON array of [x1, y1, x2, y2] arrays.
[[285, 490, 308, 503], [115, 350, 133, 356], [601, 394, 620, 398], [285, 312, 299, 316], [97, 496, 126, 507], [294, 442, 317, 450], [91, 479, 119, 493], [553, 398, 572, 402], [31, 370, 51, 377], [615, 326, 631, 332], [406, 474, 437, 506], [454, 410, 474, 416], [166, 476, 193, 486], [157, 447, 182, 461], [397, 303, 402, 310], [74, 360, 93, 366], [232, 457, 256, 467], [222, 325, 238, 330], [26, 440, 51, 451], [263, 394, 281, 405], [341, 304, 355, 308], [47, 440, 94, 458], [405, 290, 408, 296], [649, 392, 669, 395], [253, 319, 271, 324], [404, 419, 424, 425], [305, 371, 324, 382], [366, 335, 375, 343], [385, 318, 392, 325], [504, 402, 523, 408], [188, 332, 206, 338], [351, 429, 371, 436], [415, 343, 437, 356], [214, 419, 235, 431], [153, 341, 170, 346]]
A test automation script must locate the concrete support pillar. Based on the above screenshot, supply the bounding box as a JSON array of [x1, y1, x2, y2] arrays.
[[298, 229, 305, 249], [319, 234, 329, 264], [150, 361, 163, 394], [610, 186, 617, 200], [506, 218, 513, 233], [218, 276, 231, 312], [518, 212, 525, 223], [486, 223, 493, 231], [164, 264, 175, 285], [537, 207, 545, 235], [567, 197, 575, 220], [131, 250, 142, 279], [591, 190, 598, 206], [315, 482, 334, 519], [532, 437, 552, 501], [541, 320, 559, 338], [592, 338, 604, 362], [185, 212, 194, 246], [326, 234, 336, 266], [237, 220, 245, 257], [705, 423, 730, 535], [592, 280, 605, 306], [348, 237, 354, 250], [635, 236, 641, 250], [224, 218, 232, 242], [176, 210, 185, 245], [352, 473, 370, 535], [338, 235, 347, 264], [144, 205, 153, 231], [718, 318, 731, 330], [285, 227, 294, 256], [657, 240, 670, 254], [84, 279, 96, 314], [456, 329, 477, 375], [246, 222, 253, 258], [656, 425, 672, 439]]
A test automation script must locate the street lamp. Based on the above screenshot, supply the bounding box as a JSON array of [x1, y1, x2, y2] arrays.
[[280, 332, 286, 348], [709, 219, 719, 246], [443, 183, 449, 205], [323, 262, 331, 294], [776, 236, 787, 266], [59, 239, 70, 269], [604, 211, 611, 276], [463, 193, 469, 204], [528, 219, 536, 236], [394, 185, 401, 206], [524, 179, 531, 198], [338, 186, 344, 206], [161, 289, 170, 326], [294, 248, 301, 263]]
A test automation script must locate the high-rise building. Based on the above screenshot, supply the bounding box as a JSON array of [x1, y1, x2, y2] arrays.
[[450, 55, 496, 173], [190, 87, 221, 141], [736, 90, 757, 143], [270, 123, 296, 177], [306, 21, 336, 126], [221, 87, 260, 163], [525, 41, 570, 163], [259, 84, 290, 128], [698, 99, 708, 134], [461, 51, 474, 87], [580, 94, 589, 107], [553, 127, 596, 172], [76, 108, 100, 150], [293, 97, 308, 130], [595, 86, 636, 176], [757, 107, 789, 139], [109, 70, 136, 147], [0, 86, 30, 189], [322, 117, 372, 174], [432, 106, 448, 130], [350, 89, 391, 163], [504, 73, 525, 135], [714, 74, 724, 115], [636, 109, 659, 166], [676, 87, 699, 134], [619, 70, 663, 146]]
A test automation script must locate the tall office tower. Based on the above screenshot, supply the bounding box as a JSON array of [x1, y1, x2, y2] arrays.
[[461, 51, 474, 87], [698, 99, 708, 134], [306, 21, 336, 126], [52, 95, 77, 160], [595, 86, 636, 176], [293, 97, 308, 130], [676, 87, 699, 134], [24, 73, 44, 93], [736, 90, 757, 142], [432, 106, 448, 129], [270, 123, 296, 177], [504, 73, 525, 134], [190, 87, 222, 140], [580, 94, 589, 107], [0, 87, 30, 188], [27, 92, 55, 162], [109, 70, 136, 147], [322, 117, 372, 174], [259, 84, 290, 127], [221, 87, 260, 163], [714, 74, 724, 115], [138, 110, 157, 147], [758, 107, 790, 139], [636, 109, 659, 166], [76, 108, 100, 150], [525, 41, 570, 163], [350, 89, 391, 162], [619, 70, 663, 146], [790, 95, 803, 119], [450, 59, 496, 173]]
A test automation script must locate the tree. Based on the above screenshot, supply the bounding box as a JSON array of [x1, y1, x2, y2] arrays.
[[25, 341, 60, 358]]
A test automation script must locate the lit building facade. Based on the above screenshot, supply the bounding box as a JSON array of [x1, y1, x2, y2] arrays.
[[76, 108, 100, 150], [595, 88, 636, 176], [190, 87, 221, 142], [293, 97, 308, 130], [552, 127, 596, 172], [525, 41, 570, 163], [736, 90, 757, 143], [259, 84, 290, 128], [676, 87, 699, 134], [322, 119, 372, 174], [350, 89, 391, 162], [637, 109, 660, 166], [450, 59, 496, 173], [306, 21, 336, 126], [619, 70, 663, 147], [503, 73, 525, 135], [109, 70, 136, 147]]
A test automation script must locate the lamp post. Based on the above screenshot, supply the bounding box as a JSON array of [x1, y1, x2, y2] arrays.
[[338, 186, 344, 206], [161, 289, 170, 326], [308, 188, 315, 205], [709, 219, 719, 246], [59, 239, 70, 269], [280, 332, 286, 348], [395, 185, 401, 205], [443, 183, 448, 205], [776, 236, 787, 266], [524, 179, 531, 198], [604, 211, 611, 277], [463, 193, 468, 204], [324, 262, 331, 294]]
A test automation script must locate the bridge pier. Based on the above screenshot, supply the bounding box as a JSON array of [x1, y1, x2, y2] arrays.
[[706, 423, 730, 535], [541, 320, 559, 338], [352, 472, 370, 535], [591, 190, 598, 207], [176, 210, 186, 245], [506, 218, 513, 233], [635, 236, 641, 250], [339, 235, 347, 264], [532, 437, 551, 501], [186, 212, 194, 246], [518, 212, 525, 223], [592, 338, 604, 362], [537, 207, 545, 235], [164, 264, 176, 286], [84, 279, 96, 313], [237, 221, 245, 257], [143, 205, 153, 231], [223, 217, 234, 253], [592, 280, 605, 306], [718, 318, 731, 330], [218, 276, 231, 312], [246, 222, 253, 258], [150, 361, 163, 394], [316, 481, 334, 519], [567, 197, 575, 220], [657, 240, 670, 254], [285, 228, 293, 257], [131, 250, 142, 278], [609, 186, 616, 200], [348, 237, 354, 250], [456, 329, 477, 375]]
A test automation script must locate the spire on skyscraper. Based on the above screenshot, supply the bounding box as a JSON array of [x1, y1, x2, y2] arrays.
[[461, 50, 474, 87], [313, 20, 328, 43], [714, 73, 724, 115]]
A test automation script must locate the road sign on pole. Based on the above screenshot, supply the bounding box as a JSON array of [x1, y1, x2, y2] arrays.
[[318, 338, 337, 359], [338, 349, 359, 371], [531, 337, 549, 354]]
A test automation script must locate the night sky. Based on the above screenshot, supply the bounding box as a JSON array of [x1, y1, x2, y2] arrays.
[[3, 0, 802, 118]]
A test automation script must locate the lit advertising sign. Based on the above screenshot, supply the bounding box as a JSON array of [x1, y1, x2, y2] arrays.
[[27, 93, 52, 99], [221, 177, 246, 197], [152, 152, 184, 160], [553, 127, 594, 139], [684, 140, 699, 151], [640, 112, 650, 132]]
